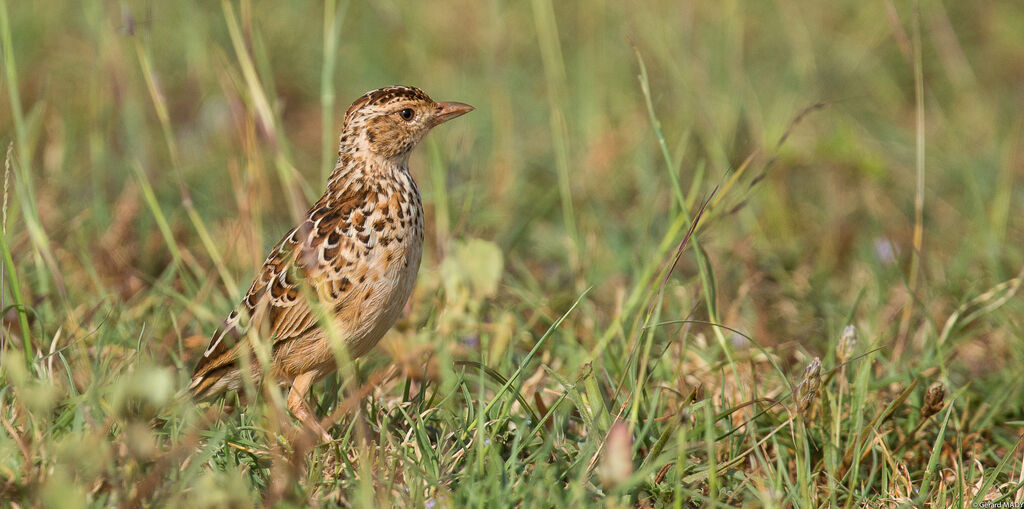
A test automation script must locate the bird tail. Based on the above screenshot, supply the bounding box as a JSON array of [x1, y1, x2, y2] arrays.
[[187, 312, 252, 401], [187, 365, 243, 401]]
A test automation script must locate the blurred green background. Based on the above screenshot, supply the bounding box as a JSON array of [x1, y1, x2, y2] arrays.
[[1, 0, 1022, 505]]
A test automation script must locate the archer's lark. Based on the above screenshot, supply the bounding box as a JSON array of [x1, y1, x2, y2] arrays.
[[189, 86, 473, 440]]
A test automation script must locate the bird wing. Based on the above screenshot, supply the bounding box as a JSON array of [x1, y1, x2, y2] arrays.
[[189, 184, 378, 397]]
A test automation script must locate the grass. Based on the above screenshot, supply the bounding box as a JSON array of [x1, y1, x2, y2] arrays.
[[2, 0, 1023, 506]]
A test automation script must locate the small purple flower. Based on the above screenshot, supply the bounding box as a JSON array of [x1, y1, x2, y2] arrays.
[[730, 332, 749, 348], [461, 334, 480, 349], [873, 237, 897, 265]]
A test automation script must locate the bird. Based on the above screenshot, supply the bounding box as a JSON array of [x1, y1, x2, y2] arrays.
[[188, 85, 473, 441]]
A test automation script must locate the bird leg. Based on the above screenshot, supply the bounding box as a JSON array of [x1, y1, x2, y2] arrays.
[[287, 371, 332, 442]]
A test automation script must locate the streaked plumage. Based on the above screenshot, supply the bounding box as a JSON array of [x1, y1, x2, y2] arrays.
[[189, 86, 473, 439]]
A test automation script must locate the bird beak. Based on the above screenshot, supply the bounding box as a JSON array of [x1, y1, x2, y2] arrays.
[[430, 102, 474, 127]]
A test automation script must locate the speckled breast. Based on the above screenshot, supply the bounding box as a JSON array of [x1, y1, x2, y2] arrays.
[[342, 169, 425, 358]]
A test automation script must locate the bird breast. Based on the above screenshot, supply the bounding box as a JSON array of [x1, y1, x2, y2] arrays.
[[336, 172, 424, 358]]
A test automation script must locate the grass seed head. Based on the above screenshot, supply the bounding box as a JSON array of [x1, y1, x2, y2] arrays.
[[837, 325, 857, 363], [921, 383, 946, 420], [600, 420, 634, 489], [794, 357, 822, 417]]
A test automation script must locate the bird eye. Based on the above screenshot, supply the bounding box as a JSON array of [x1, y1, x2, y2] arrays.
[[398, 108, 414, 121]]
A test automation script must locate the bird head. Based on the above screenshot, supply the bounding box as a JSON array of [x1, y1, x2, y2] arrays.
[[340, 85, 474, 162]]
